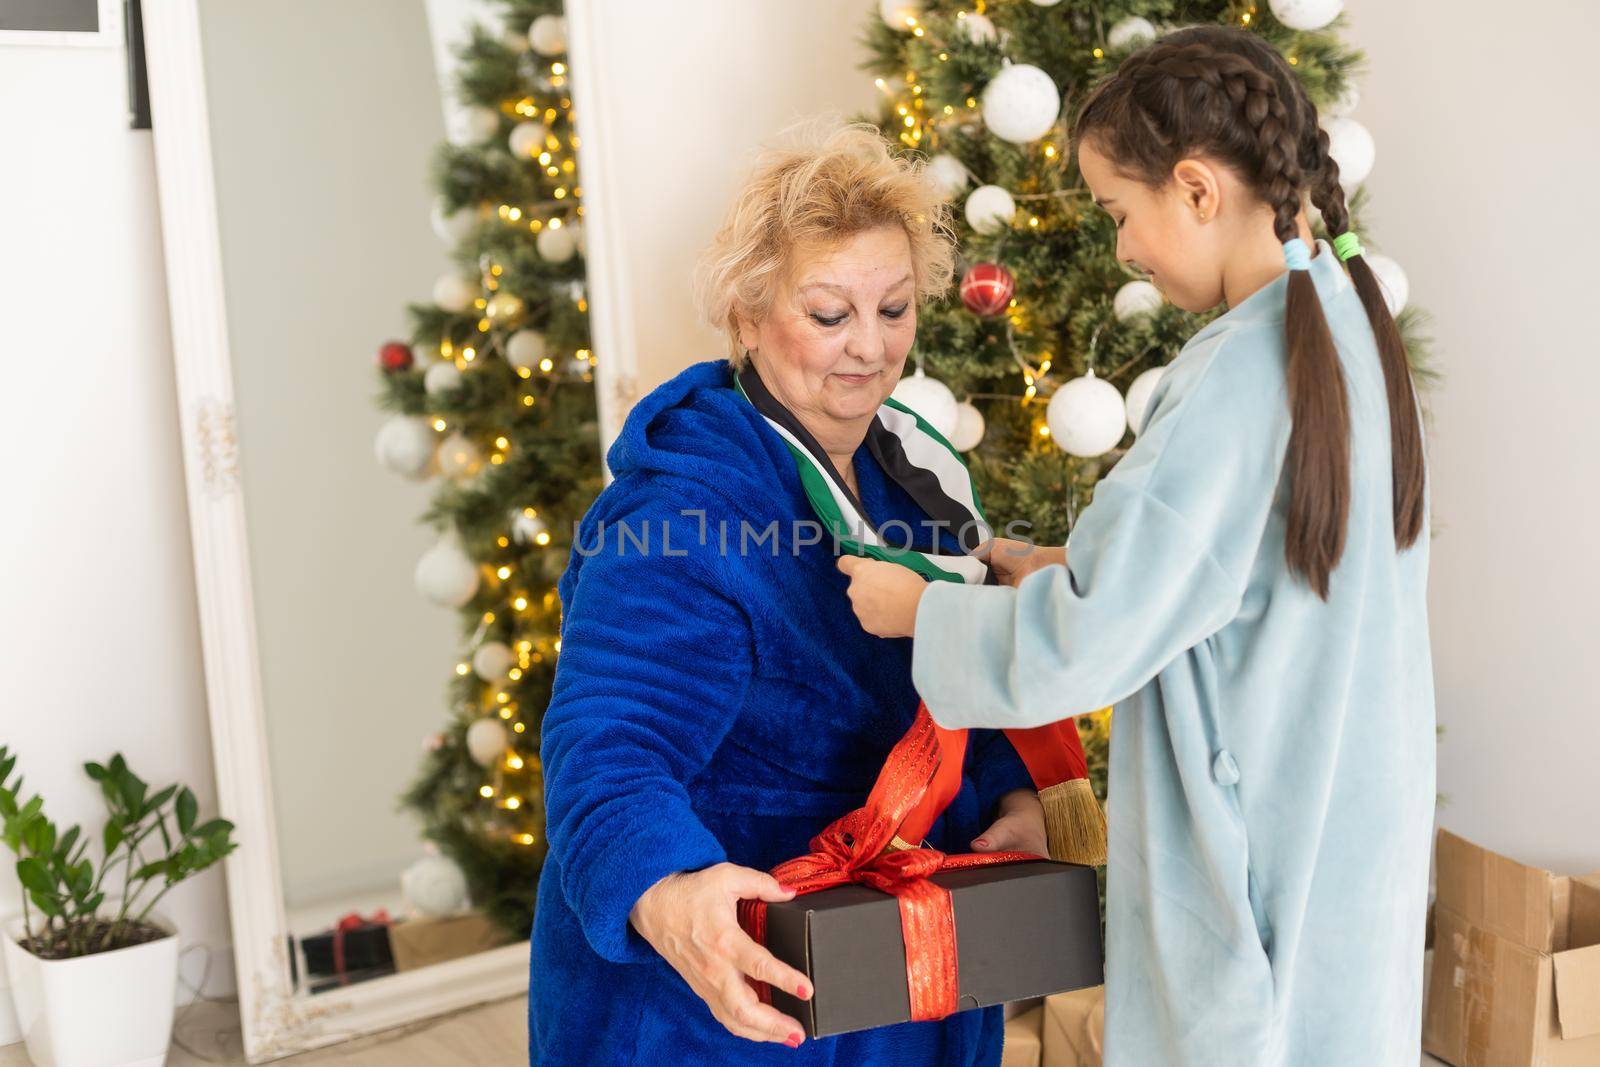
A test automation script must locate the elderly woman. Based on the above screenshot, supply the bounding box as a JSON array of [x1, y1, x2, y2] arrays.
[[527, 122, 1047, 1066]]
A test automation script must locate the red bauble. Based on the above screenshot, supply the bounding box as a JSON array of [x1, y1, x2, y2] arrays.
[[959, 263, 1015, 317], [378, 340, 414, 374]]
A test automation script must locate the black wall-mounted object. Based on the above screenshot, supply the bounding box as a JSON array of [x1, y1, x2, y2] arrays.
[[124, 0, 150, 130]]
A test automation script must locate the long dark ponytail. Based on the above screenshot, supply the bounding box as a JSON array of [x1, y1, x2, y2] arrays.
[[1072, 26, 1424, 599]]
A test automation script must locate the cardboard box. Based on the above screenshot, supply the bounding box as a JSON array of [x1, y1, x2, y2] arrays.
[[1002, 1005, 1044, 1067], [1041, 985, 1104, 1067], [389, 912, 516, 972], [762, 860, 1103, 1038], [1423, 829, 1600, 1066]]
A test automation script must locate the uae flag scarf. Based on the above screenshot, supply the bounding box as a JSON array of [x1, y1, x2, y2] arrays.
[[735, 362, 1107, 865]]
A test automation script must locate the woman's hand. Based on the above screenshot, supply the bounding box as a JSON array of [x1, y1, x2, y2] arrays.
[[836, 555, 927, 638], [971, 788, 1048, 858], [976, 537, 1066, 588], [629, 863, 812, 1048]]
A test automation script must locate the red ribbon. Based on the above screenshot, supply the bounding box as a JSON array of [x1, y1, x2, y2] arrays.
[[331, 908, 391, 985], [738, 704, 1038, 1022]]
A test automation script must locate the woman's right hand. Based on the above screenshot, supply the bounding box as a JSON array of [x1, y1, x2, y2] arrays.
[[978, 537, 1066, 587], [629, 863, 813, 1048]]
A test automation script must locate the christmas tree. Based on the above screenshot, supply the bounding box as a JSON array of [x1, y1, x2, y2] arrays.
[[861, 0, 1430, 808], [372, 0, 597, 938]]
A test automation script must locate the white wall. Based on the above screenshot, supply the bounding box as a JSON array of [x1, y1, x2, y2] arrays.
[[1342, 0, 1600, 873], [570, 0, 882, 446], [0, 23, 232, 1013]]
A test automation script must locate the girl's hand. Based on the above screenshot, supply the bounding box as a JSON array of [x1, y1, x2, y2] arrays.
[[976, 538, 1066, 588], [836, 555, 927, 638], [971, 788, 1048, 858], [629, 863, 812, 1047]]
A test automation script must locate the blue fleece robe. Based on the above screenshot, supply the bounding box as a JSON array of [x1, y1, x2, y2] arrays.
[[528, 359, 1036, 1066], [911, 241, 1436, 1065]]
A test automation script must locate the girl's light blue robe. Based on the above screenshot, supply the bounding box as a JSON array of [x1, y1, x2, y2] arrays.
[[911, 241, 1437, 1066]]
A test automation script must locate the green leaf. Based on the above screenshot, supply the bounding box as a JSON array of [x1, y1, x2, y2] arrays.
[[192, 818, 232, 839], [117, 772, 147, 815], [175, 788, 197, 836], [16, 857, 55, 894], [133, 859, 168, 881], [21, 817, 49, 855], [103, 820, 123, 856], [84, 891, 105, 913], [71, 861, 92, 897], [29, 889, 63, 917], [143, 784, 177, 818], [83, 761, 106, 782], [55, 826, 80, 863]]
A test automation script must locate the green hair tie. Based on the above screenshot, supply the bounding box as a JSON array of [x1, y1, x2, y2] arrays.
[[1333, 232, 1365, 261]]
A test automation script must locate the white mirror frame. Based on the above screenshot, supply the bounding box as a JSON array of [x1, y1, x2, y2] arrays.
[[141, 1, 529, 1060]]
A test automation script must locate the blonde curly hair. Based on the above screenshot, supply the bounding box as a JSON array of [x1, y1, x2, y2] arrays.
[[693, 117, 956, 367]]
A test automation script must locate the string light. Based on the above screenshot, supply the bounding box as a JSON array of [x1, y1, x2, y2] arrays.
[[497, 566, 512, 580], [479, 785, 495, 798], [455, 662, 470, 676]]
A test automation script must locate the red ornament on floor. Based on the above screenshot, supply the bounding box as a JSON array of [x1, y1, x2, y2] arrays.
[[959, 263, 1015, 317], [378, 340, 414, 374]]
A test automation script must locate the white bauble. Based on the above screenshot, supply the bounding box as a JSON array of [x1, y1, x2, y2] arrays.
[[401, 854, 469, 918], [437, 432, 482, 480], [537, 224, 578, 263], [1363, 253, 1410, 315], [512, 510, 548, 545], [1326, 80, 1360, 118], [472, 641, 516, 683], [465, 717, 510, 769], [891, 369, 959, 440], [1030, 0, 1064, 6], [374, 416, 436, 479], [505, 329, 547, 370], [414, 535, 479, 608], [1268, 0, 1343, 31], [432, 273, 476, 314], [1321, 116, 1375, 189], [1108, 15, 1157, 50], [423, 360, 463, 396], [961, 12, 997, 43], [1047, 374, 1127, 457], [430, 199, 476, 244], [508, 120, 548, 159], [1124, 366, 1167, 436], [981, 63, 1061, 145], [1113, 279, 1164, 321], [527, 14, 567, 56], [926, 154, 969, 201], [879, 0, 923, 30], [965, 184, 1016, 235], [950, 402, 987, 452]]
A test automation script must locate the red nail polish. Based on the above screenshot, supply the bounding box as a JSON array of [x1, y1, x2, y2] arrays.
[[798, 982, 812, 999], [785, 1032, 803, 1048], [974, 839, 989, 849]]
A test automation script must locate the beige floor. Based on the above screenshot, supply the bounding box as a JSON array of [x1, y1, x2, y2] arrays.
[[0, 992, 1452, 1066], [0, 993, 528, 1067]]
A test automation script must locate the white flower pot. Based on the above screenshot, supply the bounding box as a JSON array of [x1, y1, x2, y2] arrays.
[[1, 907, 178, 1067]]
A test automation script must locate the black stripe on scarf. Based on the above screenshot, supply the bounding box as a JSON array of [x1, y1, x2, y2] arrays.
[[865, 417, 986, 554]]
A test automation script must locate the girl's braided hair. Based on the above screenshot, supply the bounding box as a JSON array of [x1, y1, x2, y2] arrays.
[[1073, 26, 1424, 599]]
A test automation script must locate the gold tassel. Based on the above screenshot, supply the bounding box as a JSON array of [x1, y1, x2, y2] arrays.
[[1041, 778, 1107, 866]]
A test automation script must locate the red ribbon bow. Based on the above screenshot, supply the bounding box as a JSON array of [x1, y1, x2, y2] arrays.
[[738, 704, 1038, 1022]]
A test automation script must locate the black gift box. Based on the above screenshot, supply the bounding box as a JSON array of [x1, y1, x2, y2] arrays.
[[299, 920, 394, 978], [762, 859, 1103, 1038]]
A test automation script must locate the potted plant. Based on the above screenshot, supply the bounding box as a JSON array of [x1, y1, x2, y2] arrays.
[[0, 746, 237, 1067]]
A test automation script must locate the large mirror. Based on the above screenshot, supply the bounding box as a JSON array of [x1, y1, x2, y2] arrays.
[[143, 0, 603, 1058]]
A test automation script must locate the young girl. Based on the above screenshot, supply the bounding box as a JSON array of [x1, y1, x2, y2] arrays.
[[839, 26, 1435, 1067]]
